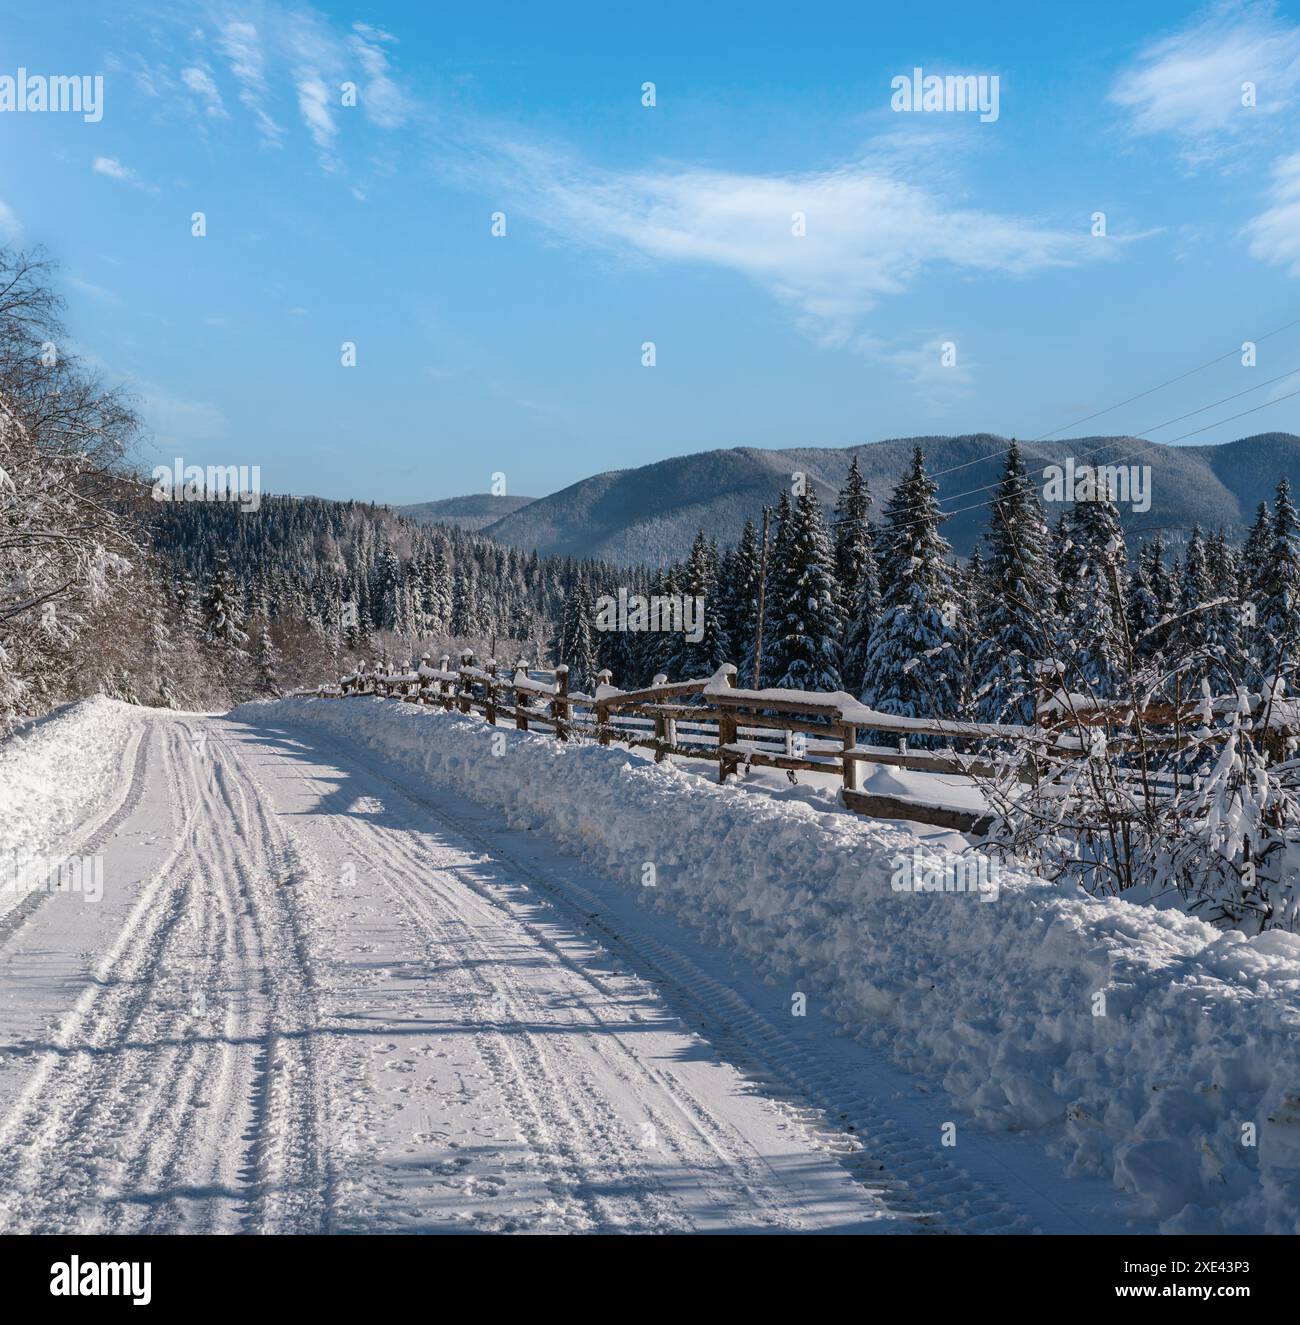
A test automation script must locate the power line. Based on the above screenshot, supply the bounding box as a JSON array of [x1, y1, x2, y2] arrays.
[[937, 364, 1300, 509], [928, 385, 1300, 533], [918, 312, 1300, 486]]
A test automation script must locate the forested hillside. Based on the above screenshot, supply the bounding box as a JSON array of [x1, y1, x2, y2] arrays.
[[477, 432, 1300, 565]]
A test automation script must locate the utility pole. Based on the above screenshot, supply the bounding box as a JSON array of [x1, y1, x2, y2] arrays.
[[753, 506, 770, 690]]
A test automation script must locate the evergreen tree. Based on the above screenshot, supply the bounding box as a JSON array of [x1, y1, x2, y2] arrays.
[[862, 447, 961, 731], [1242, 501, 1273, 601], [841, 562, 882, 700], [718, 516, 763, 684], [760, 491, 794, 685], [1128, 534, 1172, 664], [1205, 528, 1243, 688], [201, 549, 248, 649], [1056, 487, 1129, 697], [554, 579, 598, 691], [636, 566, 678, 683], [668, 530, 729, 679], [1240, 500, 1273, 676], [255, 624, 282, 697], [1177, 524, 1214, 688], [764, 487, 843, 691], [834, 459, 881, 697], [1259, 477, 1300, 683], [426, 543, 453, 634], [450, 567, 478, 638], [971, 442, 1057, 725], [833, 456, 876, 625]]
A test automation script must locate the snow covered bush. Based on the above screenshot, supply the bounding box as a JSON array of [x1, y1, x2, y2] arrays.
[[981, 679, 1300, 933]]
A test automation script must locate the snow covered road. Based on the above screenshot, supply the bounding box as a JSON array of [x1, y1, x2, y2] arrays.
[[0, 707, 1019, 1234]]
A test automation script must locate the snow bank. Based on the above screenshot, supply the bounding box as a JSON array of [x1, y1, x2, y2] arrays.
[[0, 697, 140, 922], [250, 697, 1300, 1233]]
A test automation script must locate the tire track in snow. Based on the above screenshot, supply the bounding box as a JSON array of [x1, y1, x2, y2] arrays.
[[0, 717, 339, 1234], [230, 718, 902, 1233], [264, 716, 1041, 1234], [0, 722, 209, 1230]]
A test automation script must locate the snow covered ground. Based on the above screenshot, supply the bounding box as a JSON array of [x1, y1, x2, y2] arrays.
[[250, 696, 1300, 1234], [1, 694, 1297, 1234], [1, 697, 144, 927]]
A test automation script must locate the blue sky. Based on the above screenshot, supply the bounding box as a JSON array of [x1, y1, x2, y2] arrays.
[[3, 0, 1300, 502]]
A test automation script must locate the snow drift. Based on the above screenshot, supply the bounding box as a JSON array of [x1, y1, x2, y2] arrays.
[[245, 696, 1300, 1233], [0, 697, 139, 923]]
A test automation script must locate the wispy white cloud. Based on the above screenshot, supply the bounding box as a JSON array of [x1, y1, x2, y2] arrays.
[[139, 385, 230, 446], [129, 3, 417, 170], [348, 23, 411, 129], [0, 200, 22, 242], [1110, 0, 1300, 164], [93, 155, 133, 182], [217, 19, 284, 146], [1112, 3, 1300, 285], [66, 275, 118, 303], [478, 138, 1098, 349], [181, 64, 228, 119], [293, 72, 335, 152], [1244, 150, 1300, 273], [92, 155, 158, 194], [857, 334, 977, 392]]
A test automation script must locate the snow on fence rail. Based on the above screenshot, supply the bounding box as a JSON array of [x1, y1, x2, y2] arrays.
[[307, 653, 1040, 830], [301, 650, 1251, 833]]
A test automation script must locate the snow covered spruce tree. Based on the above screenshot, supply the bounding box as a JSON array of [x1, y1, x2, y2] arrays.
[[834, 457, 881, 697], [667, 530, 728, 679], [553, 578, 599, 692], [1054, 482, 1130, 699], [717, 517, 762, 683], [763, 485, 843, 691], [758, 491, 792, 685], [255, 624, 283, 697], [1127, 532, 1176, 667], [1204, 529, 1243, 684], [970, 442, 1057, 725], [1257, 477, 1300, 692], [861, 446, 961, 737], [201, 549, 247, 649]]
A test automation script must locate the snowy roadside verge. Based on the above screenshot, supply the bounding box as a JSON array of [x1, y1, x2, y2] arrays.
[[0, 697, 140, 924], [243, 696, 1300, 1234]]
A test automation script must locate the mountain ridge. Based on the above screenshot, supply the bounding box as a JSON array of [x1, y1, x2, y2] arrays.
[[395, 493, 537, 532], [450, 433, 1300, 564]]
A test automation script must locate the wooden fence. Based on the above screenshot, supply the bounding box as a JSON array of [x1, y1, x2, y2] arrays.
[[292, 652, 1299, 833], [291, 651, 1055, 832]]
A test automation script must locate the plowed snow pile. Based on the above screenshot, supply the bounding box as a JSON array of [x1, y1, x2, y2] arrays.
[[251, 696, 1300, 1233], [0, 697, 138, 923]]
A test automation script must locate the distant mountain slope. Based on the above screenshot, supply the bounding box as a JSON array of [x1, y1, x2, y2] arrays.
[[395, 493, 536, 532], [478, 433, 1300, 564]]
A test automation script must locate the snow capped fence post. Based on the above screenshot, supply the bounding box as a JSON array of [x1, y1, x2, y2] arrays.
[[652, 672, 669, 763], [716, 664, 739, 783], [838, 718, 862, 792], [458, 650, 474, 714], [483, 657, 498, 726], [512, 661, 530, 732], [595, 668, 613, 746], [438, 655, 452, 710], [552, 665, 570, 741]]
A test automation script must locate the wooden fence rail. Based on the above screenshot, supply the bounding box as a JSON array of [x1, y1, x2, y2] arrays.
[[288, 654, 1282, 835], [288, 654, 1033, 832]]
